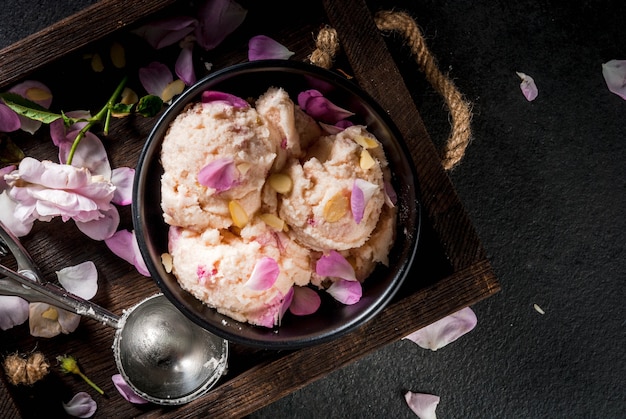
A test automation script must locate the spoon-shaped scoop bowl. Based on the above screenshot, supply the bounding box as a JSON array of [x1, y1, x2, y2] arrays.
[[0, 264, 228, 405]]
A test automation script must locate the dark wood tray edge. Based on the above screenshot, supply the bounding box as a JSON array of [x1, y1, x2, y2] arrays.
[[0, 0, 179, 90]]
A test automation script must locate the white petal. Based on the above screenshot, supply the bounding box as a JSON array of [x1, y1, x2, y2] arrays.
[[403, 307, 477, 351], [601, 59, 626, 100], [62, 391, 97, 418], [0, 296, 29, 330], [56, 261, 98, 300], [404, 391, 440, 419], [516, 72, 538, 101]]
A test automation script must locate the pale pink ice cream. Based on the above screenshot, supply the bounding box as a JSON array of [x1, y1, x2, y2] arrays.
[[161, 100, 276, 231], [161, 87, 397, 327], [168, 220, 312, 327], [278, 125, 389, 252]]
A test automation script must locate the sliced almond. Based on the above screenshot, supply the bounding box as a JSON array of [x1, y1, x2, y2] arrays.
[[25, 87, 52, 102], [229, 200, 249, 228], [161, 253, 173, 273], [353, 135, 379, 149], [237, 162, 252, 175], [323, 192, 349, 222], [91, 53, 104, 72], [121, 87, 138, 105], [110, 42, 126, 68], [259, 213, 286, 231], [360, 149, 376, 170], [268, 173, 293, 194], [161, 79, 186, 102], [41, 307, 59, 321]]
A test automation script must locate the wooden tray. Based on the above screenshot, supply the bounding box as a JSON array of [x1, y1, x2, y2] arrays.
[[0, 0, 500, 417]]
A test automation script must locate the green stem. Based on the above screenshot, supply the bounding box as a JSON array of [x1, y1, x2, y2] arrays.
[[66, 76, 128, 165], [77, 371, 105, 395]]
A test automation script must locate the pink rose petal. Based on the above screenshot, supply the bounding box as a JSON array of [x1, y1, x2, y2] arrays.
[[201, 91, 249, 108], [0, 103, 20, 132], [351, 182, 365, 224], [516, 72, 538, 101], [29, 303, 81, 338], [110, 167, 135, 205], [61, 130, 112, 178], [248, 35, 295, 61], [297, 89, 355, 124], [50, 110, 91, 148], [198, 157, 238, 192], [104, 229, 150, 276], [0, 296, 29, 330], [133, 16, 197, 49], [326, 279, 362, 305], [5, 158, 119, 239], [139, 62, 173, 97], [315, 250, 356, 281], [62, 391, 97, 418], [403, 306, 477, 351], [112, 374, 149, 404], [0, 165, 15, 191], [195, 0, 248, 51], [404, 391, 440, 419], [9, 80, 53, 135], [351, 179, 378, 224], [10, 80, 53, 108], [0, 191, 34, 237], [74, 206, 120, 241], [601, 59, 626, 100], [384, 181, 397, 207], [56, 261, 98, 300], [245, 257, 279, 291], [318, 122, 344, 135], [175, 44, 196, 86], [289, 286, 321, 316]]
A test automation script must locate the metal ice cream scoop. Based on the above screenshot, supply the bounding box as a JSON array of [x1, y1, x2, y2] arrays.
[[0, 222, 228, 405]]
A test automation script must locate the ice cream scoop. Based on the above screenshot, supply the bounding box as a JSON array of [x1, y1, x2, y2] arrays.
[[0, 223, 227, 405]]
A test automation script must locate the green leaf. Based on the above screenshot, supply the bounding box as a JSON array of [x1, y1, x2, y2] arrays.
[[0, 92, 62, 124], [135, 95, 163, 117], [110, 103, 134, 115], [0, 133, 25, 165]]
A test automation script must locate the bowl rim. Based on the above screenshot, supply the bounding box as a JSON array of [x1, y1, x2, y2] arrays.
[[132, 59, 422, 349]]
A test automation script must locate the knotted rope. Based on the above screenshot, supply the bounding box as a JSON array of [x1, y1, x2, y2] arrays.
[[309, 11, 472, 171]]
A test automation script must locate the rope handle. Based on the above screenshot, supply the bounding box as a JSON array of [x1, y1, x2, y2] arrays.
[[309, 10, 472, 171]]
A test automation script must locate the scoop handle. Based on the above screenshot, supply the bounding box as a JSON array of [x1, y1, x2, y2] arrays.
[[0, 264, 119, 329]]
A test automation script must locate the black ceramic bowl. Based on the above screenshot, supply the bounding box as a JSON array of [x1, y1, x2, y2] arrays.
[[133, 60, 421, 350]]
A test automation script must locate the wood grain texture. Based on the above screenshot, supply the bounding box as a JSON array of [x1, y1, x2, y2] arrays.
[[0, 0, 179, 89], [0, 0, 499, 417]]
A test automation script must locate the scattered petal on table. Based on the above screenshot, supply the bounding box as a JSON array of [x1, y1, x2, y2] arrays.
[[112, 374, 149, 404], [601, 59, 626, 100], [62, 392, 97, 418], [516, 71, 538, 101], [404, 391, 440, 419], [403, 306, 477, 351], [56, 261, 98, 300], [248, 35, 294, 61], [0, 296, 29, 330]]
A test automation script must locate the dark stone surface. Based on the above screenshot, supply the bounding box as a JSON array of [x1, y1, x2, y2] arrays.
[[2, 1, 625, 417]]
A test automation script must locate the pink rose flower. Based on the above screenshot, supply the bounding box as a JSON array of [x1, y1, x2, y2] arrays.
[[4, 157, 119, 240]]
